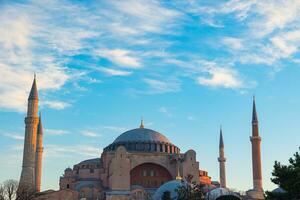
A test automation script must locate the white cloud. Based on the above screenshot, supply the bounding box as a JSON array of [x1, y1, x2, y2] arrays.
[[2, 132, 24, 140], [96, 49, 141, 68], [143, 78, 180, 93], [222, 37, 244, 50], [0, 3, 75, 112], [101, 126, 127, 133], [270, 30, 300, 58], [41, 100, 71, 110], [81, 130, 101, 138], [158, 107, 172, 117], [45, 129, 70, 136], [96, 67, 132, 76], [108, 0, 182, 34], [44, 145, 101, 158], [253, 1, 300, 36], [198, 67, 243, 89]]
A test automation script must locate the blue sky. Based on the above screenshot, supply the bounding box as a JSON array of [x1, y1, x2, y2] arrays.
[[0, 0, 300, 192]]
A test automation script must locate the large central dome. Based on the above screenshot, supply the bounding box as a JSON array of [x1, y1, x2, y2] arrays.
[[103, 122, 180, 154], [113, 128, 170, 143]]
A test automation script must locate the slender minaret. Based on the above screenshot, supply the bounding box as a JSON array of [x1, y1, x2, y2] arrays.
[[218, 126, 226, 188], [19, 75, 39, 194], [35, 113, 43, 192], [247, 96, 264, 199]]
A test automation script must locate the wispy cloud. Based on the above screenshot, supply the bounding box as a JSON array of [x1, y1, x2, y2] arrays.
[[158, 107, 172, 117], [101, 126, 127, 133], [45, 129, 70, 136], [107, 0, 182, 34], [41, 100, 71, 110], [95, 49, 141, 68], [143, 78, 181, 94], [2, 132, 24, 140], [81, 130, 101, 138], [198, 67, 244, 89], [96, 67, 132, 76], [45, 145, 101, 158], [222, 37, 244, 50]]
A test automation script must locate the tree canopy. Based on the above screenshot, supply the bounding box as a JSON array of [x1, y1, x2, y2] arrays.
[[266, 147, 300, 200]]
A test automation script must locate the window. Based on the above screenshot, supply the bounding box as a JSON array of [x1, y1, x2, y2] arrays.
[[142, 170, 147, 176], [67, 184, 70, 189], [90, 168, 94, 173], [150, 170, 154, 177]]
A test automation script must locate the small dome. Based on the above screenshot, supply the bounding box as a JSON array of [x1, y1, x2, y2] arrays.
[[152, 180, 187, 200], [113, 128, 170, 144], [272, 187, 286, 193], [79, 158, 100, 165], [206, 187, 240, 200], [65, 167, 72, 172]]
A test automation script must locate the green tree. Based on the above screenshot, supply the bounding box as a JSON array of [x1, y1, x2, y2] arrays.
[[176, 175, 205, 200], [0, 184, 5, 200], [265, 147, 300, 200], [161, 191, 171, 200]]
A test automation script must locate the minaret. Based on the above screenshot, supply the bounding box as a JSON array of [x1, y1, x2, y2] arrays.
[[218, 126, 226, 188], [19, 75, 39, 194], [247, 97, 264, 199], [35, 113, 43, 193]]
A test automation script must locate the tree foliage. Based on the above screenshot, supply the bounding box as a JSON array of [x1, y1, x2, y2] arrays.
[[176, 175, 205, 200], [0, 180, 35, 200], [266, 147, 300, 200], [161, 191, 171, 200]]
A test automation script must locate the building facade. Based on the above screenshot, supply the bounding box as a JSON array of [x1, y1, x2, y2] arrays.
[[59, 122, 212, 200]]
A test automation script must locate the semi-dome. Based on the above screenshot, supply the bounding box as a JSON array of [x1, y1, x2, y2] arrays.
[[205, 187, 241, 200], [152, 180, 188, 200], [113, 128, 170, 143]]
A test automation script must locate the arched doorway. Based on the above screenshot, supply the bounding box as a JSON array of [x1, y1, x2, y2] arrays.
[[130, 163, 172, 188]]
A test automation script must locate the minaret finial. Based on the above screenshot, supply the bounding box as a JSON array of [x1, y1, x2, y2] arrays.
[[252, 95, 258, 123], [28, 74, 38, 100], [176, 157, 182, 180], [140, 117, 144, 128], [219, 125, 224, 148]]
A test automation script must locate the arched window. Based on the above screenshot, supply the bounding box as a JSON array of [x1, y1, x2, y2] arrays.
[[130, 163, 172, 188]]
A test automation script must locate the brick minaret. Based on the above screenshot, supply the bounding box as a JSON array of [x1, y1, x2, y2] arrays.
[[218, 126, 226, 188], [247, 97, 264, 199], [19, 76, 39, 194], [35, 113, 43, 192]]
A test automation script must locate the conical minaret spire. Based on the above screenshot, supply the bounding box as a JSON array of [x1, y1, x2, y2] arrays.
[[219, 126, 224, 149], [252, 96, 258, 123], [35, 112, 44, 192], [218, 126, 226, 188], [19, 75, 40, 194], [29, 74, 38, 100], [247, 97, 264, 199]]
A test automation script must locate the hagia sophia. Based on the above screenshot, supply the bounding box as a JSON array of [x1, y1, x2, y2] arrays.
[[18, 76, 265, 200]]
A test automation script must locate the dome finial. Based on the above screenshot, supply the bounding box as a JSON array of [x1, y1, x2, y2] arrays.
[[140, 117, 144, 128], [176, 158, 182, 180]]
